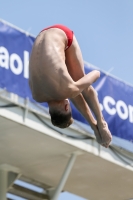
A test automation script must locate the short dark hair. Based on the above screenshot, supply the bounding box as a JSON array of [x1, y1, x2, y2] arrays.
[[50, 110, 73, 128]]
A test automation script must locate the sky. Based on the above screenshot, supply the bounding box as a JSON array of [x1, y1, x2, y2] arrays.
[[1, 0, 133, 199], [1, 0, 133, 85]]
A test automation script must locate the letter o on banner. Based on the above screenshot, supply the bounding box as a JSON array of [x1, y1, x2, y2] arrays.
[[10, 53, 23, 75], [116, 100, 128, 120]]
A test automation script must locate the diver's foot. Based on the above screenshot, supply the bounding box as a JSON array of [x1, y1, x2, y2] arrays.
[[97, 121, 112, 148]]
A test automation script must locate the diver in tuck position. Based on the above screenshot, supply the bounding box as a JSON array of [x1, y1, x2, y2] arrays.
[[29, 24, 112, 148]]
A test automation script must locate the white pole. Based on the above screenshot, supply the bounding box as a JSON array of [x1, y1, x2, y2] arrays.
[[0, 165, 20, 200], [51, 153, 77, 200], [0, 169, 8, 200]]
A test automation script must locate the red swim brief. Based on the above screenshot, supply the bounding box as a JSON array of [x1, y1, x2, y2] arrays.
[[41, 24, 73, 50]]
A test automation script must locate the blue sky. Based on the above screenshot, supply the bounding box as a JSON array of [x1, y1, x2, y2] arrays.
[[1, 0, 133, 199], [1, 0, 133, 85]]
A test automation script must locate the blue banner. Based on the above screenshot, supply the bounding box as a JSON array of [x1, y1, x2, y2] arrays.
[[0, 20, 133, 143], [0, 20, 34, 99]]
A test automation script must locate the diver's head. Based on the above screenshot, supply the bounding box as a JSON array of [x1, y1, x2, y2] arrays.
[[48, 99, 73, 128]]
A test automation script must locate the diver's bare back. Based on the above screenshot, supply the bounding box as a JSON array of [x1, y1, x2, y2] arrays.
[[29, 28, 74, 102]]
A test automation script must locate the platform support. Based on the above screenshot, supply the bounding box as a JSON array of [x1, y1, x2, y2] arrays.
[[0, 164, 20, 200], [49, 152, 80, 200]]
